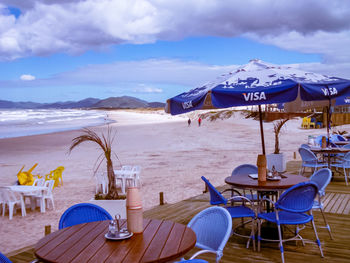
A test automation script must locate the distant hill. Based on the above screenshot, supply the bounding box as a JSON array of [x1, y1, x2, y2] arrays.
[[0, 96, 165, 109], [92, 96, 149, 108]]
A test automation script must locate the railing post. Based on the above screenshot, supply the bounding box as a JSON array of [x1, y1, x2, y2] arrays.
[[45, 225, 51, 236], [159, 192, 164, 205]]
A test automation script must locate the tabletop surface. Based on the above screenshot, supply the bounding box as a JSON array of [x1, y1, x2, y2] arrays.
[[333, 141, 350, 145], [7, 185, 47, 192], [309, 146, 350, 153], [225, 173, 308, 191], [35, 218, 196, 263]]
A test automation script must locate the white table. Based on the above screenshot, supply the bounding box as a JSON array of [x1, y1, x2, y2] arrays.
[[7, 185, 48, 214]]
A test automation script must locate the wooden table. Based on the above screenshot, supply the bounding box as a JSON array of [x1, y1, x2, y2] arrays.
[[310, 146, 350, 167], [334, 141, 350, 146], [225, 173, 308, 192], [34, 219, 196, 263]]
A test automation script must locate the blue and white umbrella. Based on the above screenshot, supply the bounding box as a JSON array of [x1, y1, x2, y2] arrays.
[[166, 59, 350, 154]]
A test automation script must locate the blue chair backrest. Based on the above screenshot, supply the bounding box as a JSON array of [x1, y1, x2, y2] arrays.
[[342, 152, 350, 164], [0, 252, 12, 263], [201, 176, 227, 206], [300, 144, 310, 149], [331, 134, 346, 142], [187, 206, 232, 256], [59, 203, 112, 229], [231, 164, 258, 176], [310, 168, 332, 195], [298, 147, 317, 162], [342, 143, 350, 149], [275, 182, 318, 213]]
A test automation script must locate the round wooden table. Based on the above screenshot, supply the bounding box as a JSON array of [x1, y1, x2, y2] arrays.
[[333, 141, 350, 146], [225, 173, 308, 192], [310, 146, 350, 167], [34, 219, 196, 263]]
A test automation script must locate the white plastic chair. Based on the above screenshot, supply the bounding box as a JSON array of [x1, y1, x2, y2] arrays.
[[32, 178, 45, 186], [33, 180, 55, 212], [0, 188, 26, 220], [115, 165, 133, 194], [95, 172, 108, 194], [127, 166, 141, 187]]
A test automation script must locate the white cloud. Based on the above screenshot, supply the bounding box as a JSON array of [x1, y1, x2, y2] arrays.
[[4, 58, 349, 91], [0, 0, 349, 62], [133, 84, 163, 93], [20, 74, 35, 80]]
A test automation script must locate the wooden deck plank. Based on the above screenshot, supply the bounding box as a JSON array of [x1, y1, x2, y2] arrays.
[[324, 193, 338, 213], [343, 199, 350, 214], [335, 194, 349, 214], [330, 194, 344, 214]]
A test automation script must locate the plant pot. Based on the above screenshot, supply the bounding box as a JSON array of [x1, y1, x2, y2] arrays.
[[266, 153, 286, 172], [88, 199, 126, 219]]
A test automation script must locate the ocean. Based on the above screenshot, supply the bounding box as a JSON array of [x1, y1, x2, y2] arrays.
[[0, 109, 114, 139]]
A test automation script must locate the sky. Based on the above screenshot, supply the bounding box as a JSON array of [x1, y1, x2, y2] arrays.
[[0, 0, 350, 103]]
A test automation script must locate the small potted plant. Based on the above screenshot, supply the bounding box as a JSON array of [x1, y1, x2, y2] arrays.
[[266, 118, 289, 172], [69, 127, 126, 217]]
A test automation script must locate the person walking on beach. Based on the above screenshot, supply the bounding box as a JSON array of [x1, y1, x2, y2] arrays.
[[198, 117, 202, 127], [188, 118, 191, 126]]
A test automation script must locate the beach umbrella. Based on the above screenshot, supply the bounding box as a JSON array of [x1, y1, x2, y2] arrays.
[[165, 59, 350, 154]]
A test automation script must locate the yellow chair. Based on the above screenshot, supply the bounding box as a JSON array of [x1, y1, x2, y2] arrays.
[[17, 163, 39, 185], [301, 117, 310, 128], [45, 166, 64, 188]]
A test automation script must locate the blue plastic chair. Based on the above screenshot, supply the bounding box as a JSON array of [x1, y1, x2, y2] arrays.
[[310, 168, 333, 239], [257, 182, 324, 263], [300, 144, 310, 149], [59, 203, 112, 229], [229, 164, 258, 201], [298, 147, 327, 175], [331, 151, 350, 185], [201, 176, 256, 251], [0, 252, 12, 263], [186, 206, 232, 263], [330, 134, 346, 142]]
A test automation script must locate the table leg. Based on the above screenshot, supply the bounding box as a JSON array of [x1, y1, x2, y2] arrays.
[[20, 194, 26, 217], [122, 177, 126, 195], [40, 190, 46, 213]]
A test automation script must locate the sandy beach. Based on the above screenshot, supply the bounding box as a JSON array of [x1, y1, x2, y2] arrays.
[[0, 109, 348, 254]]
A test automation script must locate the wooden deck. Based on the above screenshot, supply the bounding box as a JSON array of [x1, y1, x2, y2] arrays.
[[7, 161, 350, 263]]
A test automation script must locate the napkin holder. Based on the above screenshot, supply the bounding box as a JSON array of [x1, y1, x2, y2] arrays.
[[126, 187, 143, 234], [257, 154, 267, 182]]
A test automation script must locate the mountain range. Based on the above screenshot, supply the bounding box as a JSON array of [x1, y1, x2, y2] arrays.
[[0, 96, 165, 109]]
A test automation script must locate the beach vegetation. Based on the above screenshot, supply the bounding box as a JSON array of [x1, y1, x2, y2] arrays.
[[273, 118, 289, 154], [69, 127, 121, 200]]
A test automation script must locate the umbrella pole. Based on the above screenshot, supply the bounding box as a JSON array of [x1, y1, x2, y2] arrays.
[[258, 105, 266, 155], [327, 99, 331, 146]]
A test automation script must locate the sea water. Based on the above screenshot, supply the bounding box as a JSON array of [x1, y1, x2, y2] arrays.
[[0, 109, 114, 139]]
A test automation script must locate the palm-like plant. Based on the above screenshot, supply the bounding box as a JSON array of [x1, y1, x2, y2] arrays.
[[273, 118, 289, 154], [69, 127, 119, 199]]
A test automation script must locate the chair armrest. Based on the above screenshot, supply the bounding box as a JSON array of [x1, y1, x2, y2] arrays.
[[258, 196, 275, 213], [221, 188, 243, 196], [227, 195, 256, 210], [189, 250, 217, 260]]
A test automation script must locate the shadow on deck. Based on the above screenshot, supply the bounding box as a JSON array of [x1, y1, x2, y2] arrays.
[[7, 161, 350, 263]]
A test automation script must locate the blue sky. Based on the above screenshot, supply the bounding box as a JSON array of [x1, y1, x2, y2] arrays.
[[0, 1, 349, 103]]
